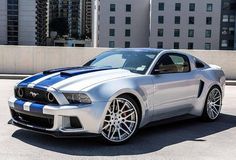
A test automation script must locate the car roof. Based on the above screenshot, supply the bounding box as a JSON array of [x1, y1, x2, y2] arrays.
[[109, 48, 164, 53]]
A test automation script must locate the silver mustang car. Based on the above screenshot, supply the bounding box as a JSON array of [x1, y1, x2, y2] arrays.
[[8, 48, 225, 144]]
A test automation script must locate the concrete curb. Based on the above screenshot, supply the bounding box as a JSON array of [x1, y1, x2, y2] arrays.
[[226, 81, 236, 86], [0, 74, 30, 80], [0, 74, 236, 86]]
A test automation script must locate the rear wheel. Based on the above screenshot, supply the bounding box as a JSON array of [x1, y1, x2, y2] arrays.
[[101, 95, 140, 144], [201, 86, 222, 121]]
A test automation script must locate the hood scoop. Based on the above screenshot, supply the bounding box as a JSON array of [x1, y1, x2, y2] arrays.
[[43, 66, 82, 74], [60, 66, 115, 76]]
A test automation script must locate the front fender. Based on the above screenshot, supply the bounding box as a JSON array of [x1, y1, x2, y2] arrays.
[[83, 77, 154, 129]]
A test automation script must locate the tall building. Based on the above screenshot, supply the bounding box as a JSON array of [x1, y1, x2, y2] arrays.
[[220, 0, 236, 50], [93, 0, 150, 48], [0, 0, 7, 44], [84, 0, 92, 39], [36, 0, 48, 46], [0, 0, 48, 46], [49, 0, 91, 40], [92, 0, 236, 50], [150, 0, 222, 50]]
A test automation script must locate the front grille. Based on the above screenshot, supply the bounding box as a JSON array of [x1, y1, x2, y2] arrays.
[[11, 109, 54, 129], [15, 87, 58, 105]]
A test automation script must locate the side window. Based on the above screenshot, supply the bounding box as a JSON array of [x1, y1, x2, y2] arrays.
[[195, 60, 205, 68], [153, 53, 190, 74]]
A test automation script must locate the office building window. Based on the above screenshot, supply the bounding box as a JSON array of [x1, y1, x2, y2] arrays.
[[125, 41, 130, 48], [228, 40, 234, 48], [222, 15, 229, 22], [206, 17, 212, 25], [207, 3, 213, 12], [126, 4, 131, 12], [188, 42, 194, 49], [157, 42, 163, 48], [109, 29, 115, 36], [188, 29, 194, 37], [174, 42, 179, 49], [174, 29, 180, 37], [125, 17, 131, 24], [205, 43, 211, 50], [157, 29, 164, 37], [189, 3, 195, 11], [229, 27, 235, 35], [109, 41, 115, 48], [175, 3, 181, 11], [230, 15, 235, 22], [222, 27, 228, 35], [175, 16, 180, 24], [221, 40, 228, 47], [189, 17, 194, 24], [158, 16, 164, 24], [159, 2, 164, 11], [110, 16, 115, 24], [125, 29, 131, 37], [110, 4, 116, 12], [223, 2, 230, 10], [205, 30, 211, 38]]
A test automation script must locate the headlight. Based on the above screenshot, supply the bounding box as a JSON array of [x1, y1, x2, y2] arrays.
[[63, 93, 92, 104]]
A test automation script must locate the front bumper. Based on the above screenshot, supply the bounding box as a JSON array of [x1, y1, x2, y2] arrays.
[[8, 96, 108, 137]]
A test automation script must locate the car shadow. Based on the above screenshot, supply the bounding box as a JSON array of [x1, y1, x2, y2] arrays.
[[12, 113, 236, 156]]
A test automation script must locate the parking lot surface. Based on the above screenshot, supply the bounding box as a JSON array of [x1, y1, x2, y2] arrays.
[[0, 79, 236, 160]]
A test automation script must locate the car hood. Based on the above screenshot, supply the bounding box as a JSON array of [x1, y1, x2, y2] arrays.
[[17, 66, 137, 91]]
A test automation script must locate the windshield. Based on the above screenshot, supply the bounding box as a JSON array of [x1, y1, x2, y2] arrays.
[[84, 50, 161, 74]]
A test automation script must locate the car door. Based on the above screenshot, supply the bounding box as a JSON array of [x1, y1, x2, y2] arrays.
[[151, 53, 199, 121]]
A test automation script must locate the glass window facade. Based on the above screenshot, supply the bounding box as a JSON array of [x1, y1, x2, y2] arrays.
[[126, 4, 131, 12], [157, 42, 163, 48], [110, 4, 116, 12], [7, 0, 18, 45], [189, 3, 195, 11], [157, 29, 164, 37], [158, 3, 164, 11], [207, 3, 213, 12], [175, 3, 181, 11]]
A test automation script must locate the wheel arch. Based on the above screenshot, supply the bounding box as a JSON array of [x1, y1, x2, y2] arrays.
[[101, 88, 148, 130], [117, 92, 143, 120]]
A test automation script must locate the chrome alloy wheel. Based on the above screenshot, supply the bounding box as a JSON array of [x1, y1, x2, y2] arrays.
[[206, 88, 222, 120], [101, 98, 138, 143]]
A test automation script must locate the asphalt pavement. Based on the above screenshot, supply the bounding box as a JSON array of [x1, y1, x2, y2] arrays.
[[0, 79, 236, 160]]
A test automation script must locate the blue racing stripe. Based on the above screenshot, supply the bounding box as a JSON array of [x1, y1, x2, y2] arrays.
[[34, 67, 114, 88], [60, 67, 113, 76], [14, 100, 25, 111], [35, 74, 68, 88], [30, 103, 44, 113], [17, 73, 45, 87]]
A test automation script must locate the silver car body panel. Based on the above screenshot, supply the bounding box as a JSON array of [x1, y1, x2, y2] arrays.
[[8, 49, 225, 135]]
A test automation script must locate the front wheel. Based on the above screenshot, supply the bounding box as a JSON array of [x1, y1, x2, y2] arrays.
[[201, 86, 222, 121], [101, 95, 140, 144]]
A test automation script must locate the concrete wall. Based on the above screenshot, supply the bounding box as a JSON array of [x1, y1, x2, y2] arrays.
[[0, 45, 236, 79]]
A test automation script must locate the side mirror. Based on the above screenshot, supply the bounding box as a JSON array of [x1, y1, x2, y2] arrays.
[[152, 68, 168, 74]]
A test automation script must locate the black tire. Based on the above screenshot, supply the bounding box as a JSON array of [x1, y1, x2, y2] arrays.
[[201, 86, 222, 121], [101, 95, 141, 145]]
